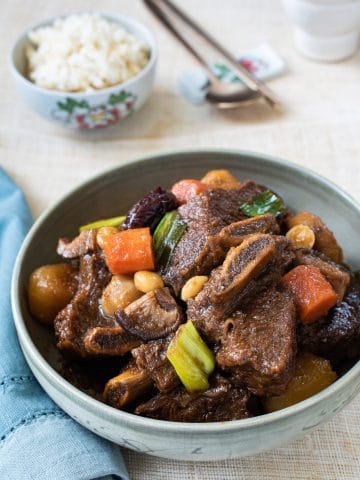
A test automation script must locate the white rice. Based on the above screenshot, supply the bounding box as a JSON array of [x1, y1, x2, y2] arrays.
[[26, 13, 150, 92]]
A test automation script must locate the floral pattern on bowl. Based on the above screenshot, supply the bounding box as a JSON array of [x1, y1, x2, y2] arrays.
[[52, 90, 137, 130]]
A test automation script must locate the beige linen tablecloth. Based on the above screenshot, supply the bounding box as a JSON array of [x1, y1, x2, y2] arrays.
[[1, 0, 359, 478]]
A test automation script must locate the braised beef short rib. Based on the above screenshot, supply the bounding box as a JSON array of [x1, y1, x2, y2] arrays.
[[135, 374, 256, 422], [54, 253, 140, 357], [131, 337, 179, 393], [187, 233, 294, 341], [163, 181, 272, 294], [217, 287, 297, 396]]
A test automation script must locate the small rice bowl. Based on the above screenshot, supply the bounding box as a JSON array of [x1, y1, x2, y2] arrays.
[[26, 13, 150, 92]]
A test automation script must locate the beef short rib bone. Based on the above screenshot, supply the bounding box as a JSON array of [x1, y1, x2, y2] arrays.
[[84, 326, 141, 355], [164, 181, 269, 294], [217, 214, 279, 250], [188, 234, 294, 340], [104, 366, 153, 409], [165, 213, 278, 296]]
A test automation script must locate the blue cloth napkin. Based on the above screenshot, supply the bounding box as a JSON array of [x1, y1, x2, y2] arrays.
[[0, 168, 128, 480]]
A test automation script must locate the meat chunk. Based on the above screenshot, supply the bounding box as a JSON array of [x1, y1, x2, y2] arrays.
[[188, 234, 294, 341], [164, 181, 268, 294], [132, 337, 179, 392], [165, 215, 278, 298], [217, 287, 297, 396], [104, 366, 153, 409], [116, 288, 184, 341], [54, 253, 140, 357], [293, 248, 350, 303], [57, 229, 97, 259], [135, 375, 255, 422], [180, 181, 265, 227], [217, 214, 279, 249], [297, 281, 360, 364], [83, 326, 140, 356]]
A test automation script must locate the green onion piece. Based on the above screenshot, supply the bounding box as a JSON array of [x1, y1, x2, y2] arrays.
[[152, 211, 177, 255], [152, 211, 187, 272], [240, 190, 287, 217], [157, 218, 187, 271], [79, 215, 125, 232], [167, 320, 215, 393]]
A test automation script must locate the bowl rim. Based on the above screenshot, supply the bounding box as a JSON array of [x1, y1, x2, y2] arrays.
[[9, 10, 158, 98], [11, 148, 360, 434]]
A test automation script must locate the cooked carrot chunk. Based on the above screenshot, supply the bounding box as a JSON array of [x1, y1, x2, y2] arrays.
[[171, 179, 208, 205], [282, 265, 338, 324], [103, 227, 155, 275]]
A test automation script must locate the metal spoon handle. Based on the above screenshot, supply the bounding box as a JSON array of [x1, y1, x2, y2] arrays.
[[146, 0, 281, 108]]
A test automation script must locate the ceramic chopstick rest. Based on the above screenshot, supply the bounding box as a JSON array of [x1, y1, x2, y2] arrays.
[[177, 43, 286, 106]]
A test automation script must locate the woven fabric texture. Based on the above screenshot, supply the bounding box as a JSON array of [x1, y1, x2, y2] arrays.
[[1, 0, 359, 478]]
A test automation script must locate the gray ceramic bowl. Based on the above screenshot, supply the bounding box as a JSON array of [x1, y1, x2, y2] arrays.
[[12, 150, 360, 461]]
